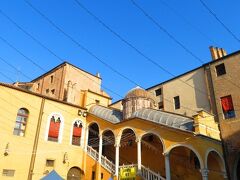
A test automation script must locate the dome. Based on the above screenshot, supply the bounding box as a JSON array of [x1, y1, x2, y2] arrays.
[[123, 86, 156, 120], [124, 86, 155, 100]]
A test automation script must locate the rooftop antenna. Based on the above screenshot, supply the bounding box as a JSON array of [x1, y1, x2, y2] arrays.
[[15, 66, 21, 82]]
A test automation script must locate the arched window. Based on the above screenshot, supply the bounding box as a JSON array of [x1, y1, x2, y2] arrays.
[[48, 114, 62, 142], [13, 108, 29, 136], [72, 120, 82, 146]]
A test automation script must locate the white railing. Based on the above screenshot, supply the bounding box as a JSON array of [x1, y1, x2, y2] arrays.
[[119, 164, 137, 169], [87, 145, 115, 173], [87, 146, 165, 179], [101, 156, 115, 174], [87, 145, 99, 161], [141, 165, 165, 180]]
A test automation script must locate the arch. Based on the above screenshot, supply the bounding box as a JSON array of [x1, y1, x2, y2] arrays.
[[140, 132, 165, 175], [139, 131, 166, 151], [88, 122, 100, 151], [13, 107, 29, 136], [117, 127, 138, 145], [87, 121, 100, 130], [101, 128, 116, 138], [67, 166, 83, 180], [101, 128, 116, 144], [101, 129, 116, 164], [45, 112, 64, 143], [70, 119, 84, 146], [165, 143, 204, 169], [205, 148, 225, 171], [119, 127, 138, 165]]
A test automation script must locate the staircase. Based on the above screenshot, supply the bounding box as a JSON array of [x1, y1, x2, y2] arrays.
[[87, 145, 115, 173], [141, 165, 165, 180], [87, 145, 165, 180]]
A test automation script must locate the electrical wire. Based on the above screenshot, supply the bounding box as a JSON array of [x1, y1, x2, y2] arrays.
[[199, 0, 240, 44]]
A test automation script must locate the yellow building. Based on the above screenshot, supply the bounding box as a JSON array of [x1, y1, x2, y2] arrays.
[[0, 63, 227, 180]]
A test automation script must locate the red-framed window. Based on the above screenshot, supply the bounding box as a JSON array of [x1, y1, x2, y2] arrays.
[[48, 115, 61, 142], [221, 95, 235, 119], [72, 120, 82, 146]]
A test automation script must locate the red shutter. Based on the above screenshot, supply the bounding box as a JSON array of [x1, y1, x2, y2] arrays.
[[221, 96, 233, 111], [48, 121, 60, 138], [73, 127, 82, 137]]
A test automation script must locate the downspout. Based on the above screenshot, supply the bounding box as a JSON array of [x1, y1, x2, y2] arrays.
[[27, 98, 45, 180]]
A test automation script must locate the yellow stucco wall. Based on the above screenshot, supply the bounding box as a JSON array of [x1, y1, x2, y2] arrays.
[[194, 111, 221, 140], [0, 85, 42, 180]]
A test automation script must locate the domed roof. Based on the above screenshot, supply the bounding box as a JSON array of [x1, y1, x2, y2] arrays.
[[124, 86, 155, 100]]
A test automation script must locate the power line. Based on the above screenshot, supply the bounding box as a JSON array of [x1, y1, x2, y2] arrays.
[[0, 9, 123, 99], [0, 34, 123, 101], [129, 0, 240, 100], [158, 0, 219, 46], [0, 56, 32, 80], [130, 0, 204, 64], [22, 1, 215, 114], [3, 1, 239, 120], [199, 0, 240, 44], [3, 1, 233, 118], [72, 0, 212, 98], [24, 0, 139, 88], [0, 8, 213, 122]]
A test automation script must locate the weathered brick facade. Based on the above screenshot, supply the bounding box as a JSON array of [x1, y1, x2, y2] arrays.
[[206, 50, 240, 180]]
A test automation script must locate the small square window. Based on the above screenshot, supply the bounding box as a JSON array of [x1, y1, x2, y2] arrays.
[[46, 89, 49, 94], [155, 88, 162, 96], [46, 159, 55, 167], [174, 96, 180, 110], [95, 100, 100, 105], [215, 63, 226, 76], [2, 169, 15, 177], [158, 101, 164, 109]]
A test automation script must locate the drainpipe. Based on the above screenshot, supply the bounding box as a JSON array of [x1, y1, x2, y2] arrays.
[[27, 98, 45, 180]]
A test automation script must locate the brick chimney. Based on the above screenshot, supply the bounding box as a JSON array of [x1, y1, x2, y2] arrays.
[[209, 46, 227, 60]]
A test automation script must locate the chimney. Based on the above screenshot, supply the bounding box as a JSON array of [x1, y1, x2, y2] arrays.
[[209, 46, 227, 60], [96, 72, 101, 78]]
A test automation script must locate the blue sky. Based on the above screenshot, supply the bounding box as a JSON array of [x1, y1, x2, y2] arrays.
[[0, 0, 239, 102]]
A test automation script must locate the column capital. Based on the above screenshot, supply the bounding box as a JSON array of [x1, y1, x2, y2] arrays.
[[200, 169, 209, 177], [163, 152, 170, 157], [135, 137, 141, 143], [98, 134, 103, 138], [114, 143, 121, 148]]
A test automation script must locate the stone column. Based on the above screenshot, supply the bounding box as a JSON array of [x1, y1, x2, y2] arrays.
[[164, 153, 171, 180], [84, 127, 89, 152], [98, 134, 103, 163], [137, 139, 142, 172], [200, 169, 209, 180], [80, 125, 85, 147], [115, 144, 120, 178]]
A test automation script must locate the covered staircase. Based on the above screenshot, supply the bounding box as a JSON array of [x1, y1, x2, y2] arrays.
[[87, 145, 165, 180]]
